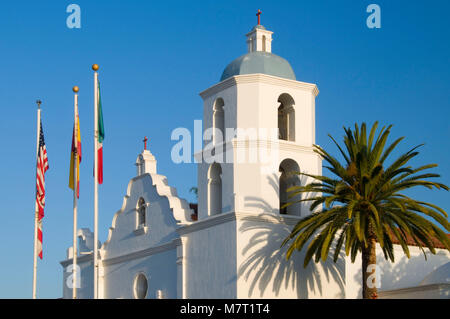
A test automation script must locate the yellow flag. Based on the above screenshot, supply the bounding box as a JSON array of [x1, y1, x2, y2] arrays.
[[69, 111, 81, 197]]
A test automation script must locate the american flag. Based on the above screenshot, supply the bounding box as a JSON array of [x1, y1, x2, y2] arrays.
[[36, 120, 49, 259]]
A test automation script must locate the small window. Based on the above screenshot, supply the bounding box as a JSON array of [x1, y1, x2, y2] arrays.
[[278, 94, 296, 142], [279, 166, 288, 214], [137, 198, 146, 228], [279, 159, 301, 216], [133, 273, 148, 299], [213, 98, 225, 146]]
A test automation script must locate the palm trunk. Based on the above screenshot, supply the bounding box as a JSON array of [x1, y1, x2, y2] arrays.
[[361, 233, 378, 299]]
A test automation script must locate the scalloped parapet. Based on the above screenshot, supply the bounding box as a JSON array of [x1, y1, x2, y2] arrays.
[[77, 228, 100, 255], [149, 173, 193, 222], [101, 170, 194, 259]]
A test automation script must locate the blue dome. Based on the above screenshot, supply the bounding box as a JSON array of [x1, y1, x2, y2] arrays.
[[220, 51, 296, 82]]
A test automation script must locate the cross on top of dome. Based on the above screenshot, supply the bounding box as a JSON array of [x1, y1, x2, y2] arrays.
[[256, 9, 262, 25]]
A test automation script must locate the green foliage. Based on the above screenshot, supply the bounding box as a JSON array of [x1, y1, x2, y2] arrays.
[[189, 187, 198, 199], [282, 122, 450, 267]]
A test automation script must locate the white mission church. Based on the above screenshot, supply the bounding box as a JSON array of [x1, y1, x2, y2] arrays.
[[60, 21, 450, 299]]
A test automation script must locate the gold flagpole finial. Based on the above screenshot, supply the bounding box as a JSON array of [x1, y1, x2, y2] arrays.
[[92, 64, 99, 71], [73, 86, 79, 93]]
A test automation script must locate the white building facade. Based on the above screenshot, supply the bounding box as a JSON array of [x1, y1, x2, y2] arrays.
[[60, 23, 450, 299]]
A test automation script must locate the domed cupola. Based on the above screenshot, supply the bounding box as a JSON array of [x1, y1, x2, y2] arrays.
[[220, 11, 296, 82], [220, 52, 296, 82]]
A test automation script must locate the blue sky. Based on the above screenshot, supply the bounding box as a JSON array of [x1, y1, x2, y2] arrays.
[[0, 1, 448, 298]]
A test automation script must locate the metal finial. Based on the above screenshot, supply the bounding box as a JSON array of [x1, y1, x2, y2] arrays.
[[36, 100, 42, 109]]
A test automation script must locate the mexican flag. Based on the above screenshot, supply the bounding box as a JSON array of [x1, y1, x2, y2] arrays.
[[97, 81, 104, 184]]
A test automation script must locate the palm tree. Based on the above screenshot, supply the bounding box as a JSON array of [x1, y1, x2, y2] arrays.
[[281, 122, 450, 299]]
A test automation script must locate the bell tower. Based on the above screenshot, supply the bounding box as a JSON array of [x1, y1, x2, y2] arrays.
[[196, 16, 321, 221]]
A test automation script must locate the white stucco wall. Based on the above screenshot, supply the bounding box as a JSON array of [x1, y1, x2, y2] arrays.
[[102, 248, 177, 299], [61, 255, 94, 299], [197, 83, 237, 220], [345, 244, 450, 298], [180, 215, 237, 298], [180, 212, 348, 299], [236, 213, 346, 299]]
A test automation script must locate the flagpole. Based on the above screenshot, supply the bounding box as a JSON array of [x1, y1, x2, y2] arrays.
[[72, 86, 79, 299], [92, 64, 99, 299], [32, 100, 42, 299]]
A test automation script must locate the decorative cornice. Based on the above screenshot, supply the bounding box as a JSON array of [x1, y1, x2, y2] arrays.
[[60, 253, 93, 268], [102, 238, 182, 266], [177, 212, 237, 235], [177, 211, 303, 236], [235, 211, 303, 225], [231, 139, 319, 155], [194, 139, 321, 161], [199, 73, 319, 100]]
